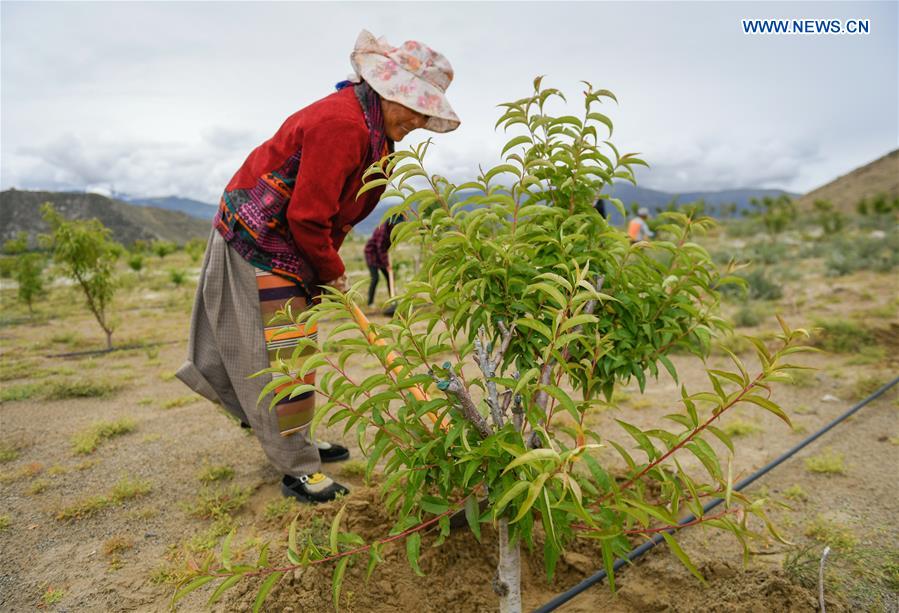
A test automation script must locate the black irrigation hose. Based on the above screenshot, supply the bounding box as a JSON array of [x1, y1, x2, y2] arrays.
[[533, 375, 899, 613]]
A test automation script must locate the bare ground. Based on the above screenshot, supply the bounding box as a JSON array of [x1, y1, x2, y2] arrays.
[[1, 240, 897, 612]]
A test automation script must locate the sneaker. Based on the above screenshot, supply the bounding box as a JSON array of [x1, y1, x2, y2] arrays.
[[281, 473, 348, 504], [315, 440, 350, 463]]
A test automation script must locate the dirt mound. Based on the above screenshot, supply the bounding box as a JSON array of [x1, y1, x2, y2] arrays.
[[212, 485, 819, 613]]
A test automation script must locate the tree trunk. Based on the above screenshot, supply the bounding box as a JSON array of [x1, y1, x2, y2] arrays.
[[496, 518, 522, 613], [105, 329, 113, 351]]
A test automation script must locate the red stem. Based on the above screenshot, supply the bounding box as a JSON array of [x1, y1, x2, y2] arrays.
[[600, 371, 764, 503]]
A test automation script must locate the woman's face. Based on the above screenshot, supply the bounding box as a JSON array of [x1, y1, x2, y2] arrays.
[[381, 99, 429, 142]]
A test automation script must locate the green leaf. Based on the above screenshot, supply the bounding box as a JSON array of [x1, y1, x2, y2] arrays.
[[494, 480, 530, 515], [742, 394, 792, 426], [658, 354, 678, 383], [706, 425, 734, 454], [330, 505, 346, 555], [331, 558, 349, 610], [600, 539, 617, 591], [513, 317, 553, 341], [464, 496, 482, 541], [221, 528, 235, 571], [502, 448, 560, 474], [531, 282, 567, 308], [406, 532, 425, 576], [501, 135, 532, 157], [173, 576, 215, 605], [357, 177, 389, 198], [512, 473, 549, 523], [208, 573, 245, 605], [661, 533, 705, 584], [366, 543, 383, 581], [420, 496, 449, 515], [485, 164, 521, 183], [686, 439, 721, 480]]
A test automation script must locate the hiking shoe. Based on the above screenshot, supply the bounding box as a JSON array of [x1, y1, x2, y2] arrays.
[[281, 473, 348, 504], [316, 440, 350, 463]]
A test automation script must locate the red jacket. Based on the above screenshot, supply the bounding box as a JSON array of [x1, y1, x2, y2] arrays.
[[217, 86, 388, 285]]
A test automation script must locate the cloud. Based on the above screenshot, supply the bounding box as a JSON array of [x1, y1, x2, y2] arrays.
[[632, 137, 824, 193], [10, 133, 243, 202], [1, 2, 896, 201]]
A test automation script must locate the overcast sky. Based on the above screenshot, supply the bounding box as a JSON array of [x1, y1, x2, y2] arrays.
[[2, 1, 896, 203]]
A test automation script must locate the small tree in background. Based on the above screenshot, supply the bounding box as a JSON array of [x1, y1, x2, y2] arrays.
[[184, 237, 206, 263], [152, 240, 177, 259], [749, 194, 796, 239], [3, 231, 29, 255], [176, 79, 808, 612], [14, 252, 46, 315], [812, 199, 845, 236], [41, 203, 120, 349], [127, 252, 145, 275]]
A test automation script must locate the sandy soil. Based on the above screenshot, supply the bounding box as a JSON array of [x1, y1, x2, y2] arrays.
[[1, 235, 897, 612]]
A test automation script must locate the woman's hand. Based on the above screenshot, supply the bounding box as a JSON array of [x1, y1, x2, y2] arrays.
[[324, 274, 349, 293]]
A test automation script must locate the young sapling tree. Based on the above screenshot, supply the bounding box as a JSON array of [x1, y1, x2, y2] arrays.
[[41, 203, 121, 349], [174, 79, 810, 612]]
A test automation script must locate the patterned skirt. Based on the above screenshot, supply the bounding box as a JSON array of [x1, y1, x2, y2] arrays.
[[255, 269, 318, 435]]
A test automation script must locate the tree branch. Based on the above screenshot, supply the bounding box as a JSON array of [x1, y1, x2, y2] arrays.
[[437, 370, 492, 438], [528, 275, 605, 448]]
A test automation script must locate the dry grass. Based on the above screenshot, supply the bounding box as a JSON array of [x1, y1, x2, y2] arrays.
[[161, 395, 197, 410], [804, 515, 858, 550], [804, 449, 846, 475], [56, 476, 152, 521], [197, 464, 234, 484], [183, 485, 251, 520], [71, 418, 136, 454], [722, 418, 762, 437]]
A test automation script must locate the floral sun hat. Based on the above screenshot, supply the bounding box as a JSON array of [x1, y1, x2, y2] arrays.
[[349, 30, 461, 133]]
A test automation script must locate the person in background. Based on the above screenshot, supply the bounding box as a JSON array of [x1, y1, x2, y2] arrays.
[[593, 195, 607, 219], [628, 207, 654, 242], [176, 30, 460, 504], [364, 217, 400, 308]]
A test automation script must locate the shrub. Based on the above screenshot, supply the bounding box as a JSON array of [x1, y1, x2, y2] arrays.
[[748, 194, 796, 237], [824, 233, 899, 276], [151, 240, 177, 259], [812, 200, 846, 235], [127, 252, 144, 274], [733, 305, 761, 328], [184, 238, 206, 263], [721, 269, 783, 301], [169, 269, 186, 286], [3, 231, 29, 255], [746, 241, 789, 266]]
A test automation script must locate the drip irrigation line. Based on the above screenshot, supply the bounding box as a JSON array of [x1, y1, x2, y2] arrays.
[[533, 375, 899, 613]]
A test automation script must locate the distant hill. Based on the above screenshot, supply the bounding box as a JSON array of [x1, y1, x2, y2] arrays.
[[0, 190, 211, 247], [119, 195, 217, 220], [351, 184, 797, 235], [794, 149, 899, 211]]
